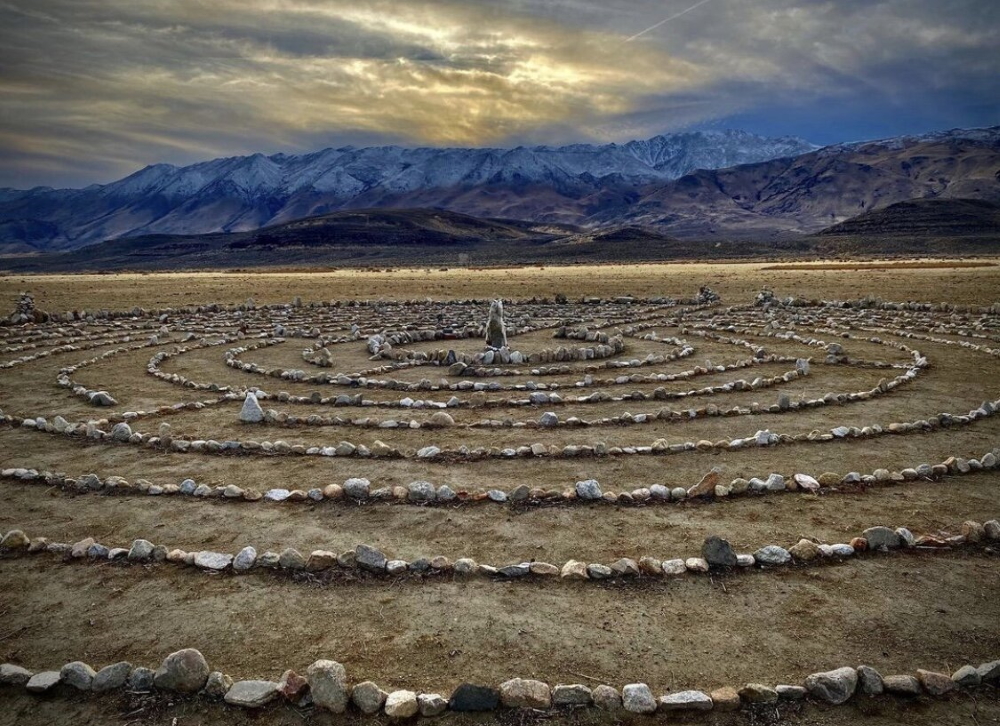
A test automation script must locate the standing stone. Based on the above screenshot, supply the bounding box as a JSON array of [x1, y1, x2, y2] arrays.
[[153, 649, 210, 693], [240, 391, 264, 423], [307, 659, 349, 713], [622, 683, 657, 713], [702, 536, 737, 568], [60, 661, 96, 691], [485, 299, 507, 349], [805, 667, 857, 704], [500, 678, 552, 709]]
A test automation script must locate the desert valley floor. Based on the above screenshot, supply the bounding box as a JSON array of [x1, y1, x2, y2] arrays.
[[0, 260, 998, 725]]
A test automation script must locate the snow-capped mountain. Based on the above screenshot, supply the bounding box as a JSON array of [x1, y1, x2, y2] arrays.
[[0, 130, 816, 251]]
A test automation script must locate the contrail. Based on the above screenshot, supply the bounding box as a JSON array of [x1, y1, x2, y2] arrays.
[[624, 0, 715, 42]]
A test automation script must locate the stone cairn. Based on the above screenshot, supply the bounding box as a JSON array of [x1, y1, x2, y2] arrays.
[[484, 299, 507, 349], [9, 292, 47, 325], [694, 286, 720, 304]]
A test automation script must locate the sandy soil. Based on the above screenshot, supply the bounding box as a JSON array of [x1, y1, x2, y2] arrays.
[[1, 261, 999, 726]]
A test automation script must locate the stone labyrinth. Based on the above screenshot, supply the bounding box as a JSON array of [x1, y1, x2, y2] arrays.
[[1, 287, 998, 719]]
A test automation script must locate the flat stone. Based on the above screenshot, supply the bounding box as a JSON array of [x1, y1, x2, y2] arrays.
[[883, 675, 921, 696], [194, 551, 233, 570], [307, 659, 348, 712], [702, 535, 737, 568], [805, 667, 857, 704], [622, 683, 657, 713], [225, 680, 280, 708], [776, 685, 807, 700], [917, 669, 957, 696], [449, 683, 500, 711], [60, 661, 96, 691], [92, 661, 132, 692], [385, 690, 420, 718], [26, 671, 61, 693], [500, 677, 551, 709], [753, 545, 791, 565], [153, 648, 210, 693], [658, 690, 713, 711], [352, 680, 388, 714]]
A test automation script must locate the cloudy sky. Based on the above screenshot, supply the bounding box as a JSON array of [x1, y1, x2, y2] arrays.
[[1, 0, 997, 188]]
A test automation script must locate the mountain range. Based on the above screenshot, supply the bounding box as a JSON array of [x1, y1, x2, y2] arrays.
[[1, 126, 998, 254]]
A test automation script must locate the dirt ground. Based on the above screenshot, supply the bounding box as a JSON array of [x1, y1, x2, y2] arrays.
[[1, 260, 999, 726]]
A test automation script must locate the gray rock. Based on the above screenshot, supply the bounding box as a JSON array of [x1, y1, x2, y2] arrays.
[[26, 671, 61, 693], [539, 412, 559, 427], [352, 680, 388, 714], [278, 548, 306, 569], [418, 693, 448, 716], [225, 680, 280, 708], [753, 545, 791, 565], [194, 551, 233, 570], [153, 648, 210, 693], [407, 480, 436, 501], [60, 661, 96, 691], [92, 661, 132, 692], [343, 477, 371, 499], [204, 671, 234, 698], [775, 685, 807, 700], [883, 675, 921, 696], [0, 663, 33, 686], [702, 535, 737, 568], [575, 479, 602, 500], [127, 666, 155, 692], [127, 539, 155, 562], [552, 683, 592, 706], [592, 684, 622, 710], [449, 683, 500, 711], [307, 659, 349, 713], [622, 683, 657, 713], [857, 665, 884, 695], [356, 544, 387, 572], [110, 422, 132, 442], [978, 660, 1000, 684], [952, 665, 981, 687], [658, 690, 713, 711], [805, 667, 857, 704], [863, 526, 901, 550], [240, 392, 264, 423], [385, 689, 419, 718], [233, 546, 257, 573], [740, 683, 778, 703]]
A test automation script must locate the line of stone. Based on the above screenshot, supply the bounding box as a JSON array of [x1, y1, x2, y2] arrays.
[[1, 446, 996, 509], [2, 520, 997, 587], [2, 649, 997, 715]]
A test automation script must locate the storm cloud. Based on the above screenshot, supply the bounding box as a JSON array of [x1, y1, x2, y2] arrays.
[[1, 0, 997, 187]]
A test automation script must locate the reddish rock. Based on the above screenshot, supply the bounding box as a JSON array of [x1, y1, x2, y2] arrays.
[[914, 535, 950, 547], [850, 537, 868, 552], [917, 670, 957, 696], [687, 470, 721, 497], [279, 669, 309, 701]]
